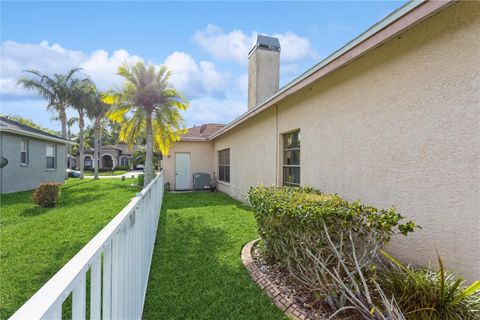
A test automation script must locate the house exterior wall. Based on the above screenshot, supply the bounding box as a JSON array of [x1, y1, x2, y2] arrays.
[[213, 108, 278, 201], [163, 141, 215, 190], [73, 150, 133, 170], [212, 1, 480, 280], [0, 132, 67, 193]]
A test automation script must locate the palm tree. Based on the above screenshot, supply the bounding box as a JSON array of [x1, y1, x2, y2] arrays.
[[17, 68, 81, 140], [70, 79, 96, 179], [87, 92, 110, 180], [66, 117, 79, 141], [52, 116, 78, 169], [105, 62, 188, 186], [17, 68, 81, 176]]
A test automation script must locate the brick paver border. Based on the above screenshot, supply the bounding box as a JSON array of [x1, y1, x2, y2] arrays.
[[241, 239, 314, 320]]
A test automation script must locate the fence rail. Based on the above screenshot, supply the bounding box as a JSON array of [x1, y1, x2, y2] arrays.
[[10, 172, 165, 320]]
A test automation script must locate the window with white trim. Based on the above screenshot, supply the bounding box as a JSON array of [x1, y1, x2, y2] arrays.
[[46, 144, 57, 169], [20, 139, 29, 165], [283, 130, 300, 187], [84, 156, 93, 168], [120, 157, 129, 166], [218, 149, 230, 183]]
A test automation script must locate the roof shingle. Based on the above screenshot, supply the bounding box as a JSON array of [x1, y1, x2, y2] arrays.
[[181, 124, 225, 139]]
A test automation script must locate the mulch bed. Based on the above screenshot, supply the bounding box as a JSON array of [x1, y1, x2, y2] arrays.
[[243, 239, 361, 320]]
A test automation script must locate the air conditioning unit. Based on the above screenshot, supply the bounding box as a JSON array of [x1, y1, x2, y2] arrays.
[[193, 173, 211, 190]]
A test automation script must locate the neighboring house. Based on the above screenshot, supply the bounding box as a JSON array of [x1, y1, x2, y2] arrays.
[[0, 117, 72, 194], [163, 1, 480, 281], [73, 143, 137, 170]]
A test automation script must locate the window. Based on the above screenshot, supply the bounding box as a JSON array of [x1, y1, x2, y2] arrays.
[[20, 139, 29, 165], [283, 130, 300, 187], [120, 157, 129, 166], [218, 149, 230, 183], [84, 156, 93, 168], [46, 144, 57, 169]]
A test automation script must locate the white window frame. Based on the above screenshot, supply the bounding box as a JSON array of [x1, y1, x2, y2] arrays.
[[20, 139, 29, 165], [283, 130, 300, 187], [218, 148, 230, 183], [46, 143, 57, 169]]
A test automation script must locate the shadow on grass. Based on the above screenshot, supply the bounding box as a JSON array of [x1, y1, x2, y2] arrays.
[[61, 179, 94, 190], [163, 191, 253, 212], [21, 206, 52, 217], [142, 192, 284, 320]]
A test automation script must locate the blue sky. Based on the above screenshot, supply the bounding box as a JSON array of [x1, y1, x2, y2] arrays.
[[1, 1, 406, 133]]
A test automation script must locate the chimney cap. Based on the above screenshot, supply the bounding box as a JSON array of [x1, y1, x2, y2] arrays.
[[249, 34, 281, 56]]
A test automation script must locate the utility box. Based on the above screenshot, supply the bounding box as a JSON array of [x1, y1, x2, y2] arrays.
[[193, 173, 211, 190]]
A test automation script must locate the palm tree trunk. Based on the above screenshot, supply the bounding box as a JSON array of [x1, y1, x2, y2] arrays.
[[144, 111, 154, 187], [60, 107, 69, 179], [94, 121, 100, 180], [67, 125, 72, 169], [79, 112, 85, 180]]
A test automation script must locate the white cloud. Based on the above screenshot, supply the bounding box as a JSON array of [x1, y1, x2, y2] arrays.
[[0, 40, 249, 127], [80, 49, 143, 90], [192, 24, 252, 64], [163, 51, 248, 124], [163, 51, 229, 99], [0, 40, 143, 97], [192, 24, 319, 64], [185, 95, 246, 125]]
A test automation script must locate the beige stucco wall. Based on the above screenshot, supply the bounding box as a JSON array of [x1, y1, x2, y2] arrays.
[[213, 2, 480, 280], [163, 141, 215, 190], [214, 108, 278, 200]]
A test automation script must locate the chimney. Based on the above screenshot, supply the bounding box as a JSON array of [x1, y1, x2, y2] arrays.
[[248, 35, 280, 110]]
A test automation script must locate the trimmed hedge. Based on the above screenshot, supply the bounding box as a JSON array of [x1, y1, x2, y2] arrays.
[[31, 182, 62, 208], [115, 165, 130, 171], [248, 185, 416, 306]]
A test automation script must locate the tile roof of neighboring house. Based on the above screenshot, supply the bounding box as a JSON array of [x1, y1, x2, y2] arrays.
[[0, 116, 72, 144], [82, 144, 138, 155], [181, 124, 225, 141], [110, 143, 137, 154]]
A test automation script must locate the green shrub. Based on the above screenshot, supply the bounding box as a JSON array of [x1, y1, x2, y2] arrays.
[[31, 182, 61, 208], [248, 185, 416, 309], [378, 251, 480, 320], [248, 186, 415, 263], [115, 165, 130, 171], [137, 174, 145, 187]]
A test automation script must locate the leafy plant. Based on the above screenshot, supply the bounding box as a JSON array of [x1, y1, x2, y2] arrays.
[[31, 182, 62, 208], [104, 61, 188, 187], [379, 250, 480, 319], [115, 165, 130, 171], [137, 174, 145, 187], [248, 185, 417, 311]]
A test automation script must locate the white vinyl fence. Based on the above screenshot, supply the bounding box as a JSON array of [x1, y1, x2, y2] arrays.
[[10, 172, 165, 320]]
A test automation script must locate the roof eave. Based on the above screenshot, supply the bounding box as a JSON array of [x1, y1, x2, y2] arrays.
[[0, 127, 74, 145], [179, 137, 210, 142]]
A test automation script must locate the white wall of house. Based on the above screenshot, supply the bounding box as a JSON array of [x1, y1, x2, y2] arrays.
[[212, 2, 480, 281], [163, 141, 215, 190], [0, 132, 67, 193]]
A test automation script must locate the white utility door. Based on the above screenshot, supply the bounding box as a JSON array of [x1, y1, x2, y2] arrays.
[[175, 153, 191, 190]]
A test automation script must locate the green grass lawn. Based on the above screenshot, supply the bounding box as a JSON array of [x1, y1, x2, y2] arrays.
[[142, 192, 286, 320], [0, 179, 138, 318], [83, 170, 129, 176]]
